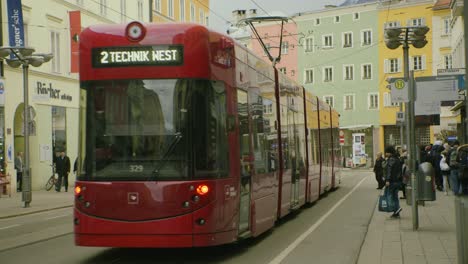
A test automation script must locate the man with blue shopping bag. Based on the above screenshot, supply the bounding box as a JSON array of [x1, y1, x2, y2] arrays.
[[380, 145, 403, 218]]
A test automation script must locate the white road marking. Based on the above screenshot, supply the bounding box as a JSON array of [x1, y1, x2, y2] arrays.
[[0, 224, 20, 230], [44, 214, 70, 220], [268, 176, 369, 264]]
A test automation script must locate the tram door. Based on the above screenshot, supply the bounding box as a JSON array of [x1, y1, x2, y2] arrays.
[[237, 90, 252, 234], [288, 109, 300, 207]]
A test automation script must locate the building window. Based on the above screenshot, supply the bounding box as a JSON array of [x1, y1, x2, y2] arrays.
[[354, 12, 360, 20], [343, 32, 352, 48], [76, 0, 84, 5], [411, 18, 424, 26], [344, 94, 354, 110], [155, 0, 161, 12], [385, 58, 401, 73], [138, 0, 144, 20], [444, 54, 453, 69], [304, 69, 314, 84], [316, 18, 320, 25], [323, 67, 333, 82], [205, 16, 209, 26], [279, 67, 287, 74], [443, 17, 451, 35], [281, 41, 289, 54], [386, 21, 400, 28], [52, 106, 67, 153], [305, 37, 314, 52], [323, 34, 333, 48], [324, 96, 334, 108], [199, 9, 204, 24], [100, 0, 107, 16], [362, 64, 372, 79], [179, 0, 185, 21], [368, 93, 379, 110], [413, 55, 423, 71], [263, 103, 273, 114], [120, 0, 127, 22], [50, 31, 60, 73], [335, 16, 340, 23], [344, 65, 354, 80], [190, 3, 195, 22], [362, 30, 372, 46], [169, 0, 174, 18], [384, 92, 399, 107]]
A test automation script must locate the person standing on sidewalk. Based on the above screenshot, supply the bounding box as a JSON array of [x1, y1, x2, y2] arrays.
[[440, 150, 451, 195], [374, 152, 385, 189], [384, 146, 402, 218], [55, 149, 70, 192], [14, 152, 23, 192], [449, 141, 461, 195]]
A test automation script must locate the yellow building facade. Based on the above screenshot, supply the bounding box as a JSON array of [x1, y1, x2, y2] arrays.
[[153, 0, 210, 25], [377, 0, 434, 151]]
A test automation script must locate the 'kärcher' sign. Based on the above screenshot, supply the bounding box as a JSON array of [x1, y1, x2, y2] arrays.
[[92, 45, 184, 67]]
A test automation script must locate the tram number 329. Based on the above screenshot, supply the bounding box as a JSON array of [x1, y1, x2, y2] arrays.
[[129, 165, 144, 172]]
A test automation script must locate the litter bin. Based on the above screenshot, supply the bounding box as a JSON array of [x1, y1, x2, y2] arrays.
[[417, 162, 436, 201], [455, 196, 468, 264]]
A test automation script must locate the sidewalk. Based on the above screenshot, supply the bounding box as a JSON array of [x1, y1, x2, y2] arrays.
[[0, 189, 74, 219], [358, 189, 458, 264]]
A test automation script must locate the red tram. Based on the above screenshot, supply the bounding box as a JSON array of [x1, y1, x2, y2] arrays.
[[74, 22, 341, 248]]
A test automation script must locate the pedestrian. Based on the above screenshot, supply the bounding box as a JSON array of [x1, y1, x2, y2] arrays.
[[440, 150, 451, 195], [55, 149, 71, 192], [399, 149, 409, 199], [448, 140, 461, 195], [14, 152, 23, 192], [373, 152, 385, 189], [384, 145, 402, 218]]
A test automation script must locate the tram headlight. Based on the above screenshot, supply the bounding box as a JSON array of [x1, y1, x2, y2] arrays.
[[126, 21, 146, 42]]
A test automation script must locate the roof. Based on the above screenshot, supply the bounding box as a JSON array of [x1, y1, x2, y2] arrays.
[[340, 0, 378, 6], [433, 0, 451, 10]]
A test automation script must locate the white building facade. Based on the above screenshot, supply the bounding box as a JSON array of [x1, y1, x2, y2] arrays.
[[1, 0, 150, 191]]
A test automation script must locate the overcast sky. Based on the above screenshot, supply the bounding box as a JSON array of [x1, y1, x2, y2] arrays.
[[209, 0, 347, 33]]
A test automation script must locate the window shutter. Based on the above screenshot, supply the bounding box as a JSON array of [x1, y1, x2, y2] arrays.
[[397, 21, 401, 27], [397, 58, 402, 72], [421, 17, 426, 26], [409, 56, 414, 70], [422, 55, 427, 70], [384, 92, 389, 107], [384, 59, 389, 73]]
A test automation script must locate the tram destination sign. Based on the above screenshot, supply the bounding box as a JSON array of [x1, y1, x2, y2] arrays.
[[92, 45, 184, 68]]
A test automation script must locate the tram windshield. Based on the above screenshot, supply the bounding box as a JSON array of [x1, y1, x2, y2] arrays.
[[78, 79, 229, 181]]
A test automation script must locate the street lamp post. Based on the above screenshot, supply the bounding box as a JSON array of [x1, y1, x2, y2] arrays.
[[384, 26, 429, 231], [0, 46, 52, 207]]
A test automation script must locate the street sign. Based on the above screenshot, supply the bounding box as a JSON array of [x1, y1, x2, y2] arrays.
[[390, 78, 408, 102], [396, 111, 405, 122], [437, 68, 465, 76], [339, 130, 345, 146], [415, 75, 464, 116]]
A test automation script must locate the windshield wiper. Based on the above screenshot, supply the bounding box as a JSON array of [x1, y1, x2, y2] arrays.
[[152, 132, 183, 175]]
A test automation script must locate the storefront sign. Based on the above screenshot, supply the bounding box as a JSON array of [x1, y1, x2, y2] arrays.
[[36, 82, 73, 102], [6, 0, 25, 52]]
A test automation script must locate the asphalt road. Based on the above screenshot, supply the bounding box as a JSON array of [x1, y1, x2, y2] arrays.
[[0, 169, 379, 264]]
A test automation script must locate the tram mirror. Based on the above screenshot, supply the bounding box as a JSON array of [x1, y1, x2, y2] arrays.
[[227, 115, 236, 132]]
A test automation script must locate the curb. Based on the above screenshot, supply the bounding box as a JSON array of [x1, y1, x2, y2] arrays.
[[0, 205, 73, 220]]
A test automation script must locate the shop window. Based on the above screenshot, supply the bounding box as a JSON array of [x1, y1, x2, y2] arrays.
[[52, 106, 66, 153]]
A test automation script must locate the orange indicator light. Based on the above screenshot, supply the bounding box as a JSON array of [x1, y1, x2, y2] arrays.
[[196, 185, 209, 195], [75, 186, 82, 195]]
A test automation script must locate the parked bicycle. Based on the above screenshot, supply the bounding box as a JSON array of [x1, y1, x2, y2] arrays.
[[45, 164, 58, 191]]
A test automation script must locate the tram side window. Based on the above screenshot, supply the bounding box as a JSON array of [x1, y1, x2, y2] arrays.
[[192, 81, 229, 178], [262, 98, 277, 172]]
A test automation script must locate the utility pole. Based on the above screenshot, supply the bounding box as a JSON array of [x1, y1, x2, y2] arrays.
[[384, 25, 429, 231]]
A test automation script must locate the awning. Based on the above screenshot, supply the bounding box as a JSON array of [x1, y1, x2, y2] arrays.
[[339, 124, 373, 131]]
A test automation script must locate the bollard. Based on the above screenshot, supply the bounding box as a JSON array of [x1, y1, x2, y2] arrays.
[[455, 196, 468, 264]]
